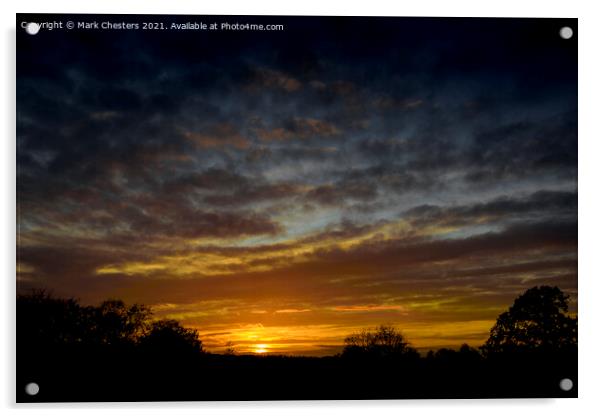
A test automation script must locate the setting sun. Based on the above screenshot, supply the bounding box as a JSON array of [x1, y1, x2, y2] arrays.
[[254, 344, 269, 354]]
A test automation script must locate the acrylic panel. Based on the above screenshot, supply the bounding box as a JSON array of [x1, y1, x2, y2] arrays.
[[16, 14, 577, 402]]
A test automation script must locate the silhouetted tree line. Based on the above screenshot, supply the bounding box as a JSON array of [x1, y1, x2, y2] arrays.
[[342, 285, 577, 359], [17, 286, 577, 402], [18, 290, 202, 356]]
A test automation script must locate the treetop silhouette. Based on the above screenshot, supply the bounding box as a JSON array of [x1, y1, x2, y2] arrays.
[[17, 290, 202, 354], [481, 285, 577, 356], [342, 324, 418, 359]]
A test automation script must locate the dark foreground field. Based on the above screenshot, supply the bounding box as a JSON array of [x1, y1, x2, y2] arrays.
[[17, 347, 576, 402]]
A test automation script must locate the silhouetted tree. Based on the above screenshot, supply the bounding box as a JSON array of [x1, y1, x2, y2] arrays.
[[481, 286, 577, 356], [427, 344, 481, 366], [433, 347, 456, 361], [17, 290, 95, 346], [458, 343, 482, 361], [224, 341, 237, 355], [140, 319, 203, 356], [343, 324, 418, 359], [93, 299, 152, 345]]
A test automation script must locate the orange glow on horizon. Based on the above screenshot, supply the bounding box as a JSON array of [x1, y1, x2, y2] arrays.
[[180, 317, 498, 356]]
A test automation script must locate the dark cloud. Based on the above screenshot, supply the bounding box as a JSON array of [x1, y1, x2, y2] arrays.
[[342, 164, 435, 195], [183, 123, 251, 150], [466, 112, 577, 183], [306, 181, 378, 206], [164, 168, 249, 192], [120, 207, 283, 239], [247, 67, 302, 92], [18, 217, 576, 308], [298, 220, 577, 277], [403, 190, 577, 228], [254, 117, 341, 142], [204, 183, 302, 207]]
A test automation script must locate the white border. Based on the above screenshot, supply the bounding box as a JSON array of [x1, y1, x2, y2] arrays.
[[3, 1, 602, 416]]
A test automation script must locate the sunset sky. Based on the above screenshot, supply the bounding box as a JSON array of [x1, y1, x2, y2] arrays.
[[17, 16, 577, 355]]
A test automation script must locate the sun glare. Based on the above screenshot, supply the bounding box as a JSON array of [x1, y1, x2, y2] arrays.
[[254, 344, 269, 354]]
